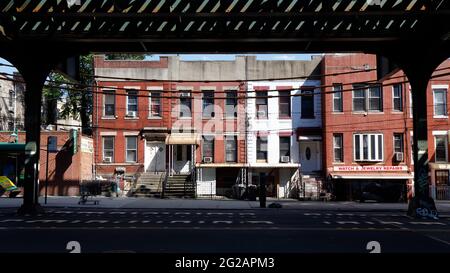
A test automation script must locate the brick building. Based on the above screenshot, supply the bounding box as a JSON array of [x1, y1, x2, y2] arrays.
[[93, 55, 321, 198], [0, 130, 93, 196], [322, 53, 450, 201]]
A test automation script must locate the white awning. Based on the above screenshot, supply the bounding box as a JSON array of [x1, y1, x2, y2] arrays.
[[330, 172, 413, 180], [165, 134, 200, 145]]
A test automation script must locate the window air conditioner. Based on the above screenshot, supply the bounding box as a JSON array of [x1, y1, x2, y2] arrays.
[[394, 152, 404, 162], [103, 157, 112, 163], [203, 157, 213, 163], [127, 111, 137, 118], [280, 156, 290, 163], [257, 110, 266, 117]]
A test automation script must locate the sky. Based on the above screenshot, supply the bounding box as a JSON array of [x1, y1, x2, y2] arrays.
[[0, 54, 316, 75]]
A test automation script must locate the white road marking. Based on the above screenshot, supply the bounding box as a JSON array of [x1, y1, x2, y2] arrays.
[[170, 220, 191, 224], [246, 221, 274, 224], [142, 220, 150, 223], [128, 220, 138, 224], [85, 220, 108, 224], [323, 221, 331, 224], [378, 221, 404, 225], [410, 222, 446, 225], [239, 213, 255, 215], [337, 221, 359, 225], [365, 221, 375, 225], [213, 221, 233, 224], [425, 235, 450, 246], [0, 219, 24, 223], [198, 221, 205, 224], [110, 212, 126, 215], [207, 212, 233, 215], [26, 220, 67, 224], [175, 212, 191, 215], [70, 220, 81, 224], [304, 213, 321, 216]]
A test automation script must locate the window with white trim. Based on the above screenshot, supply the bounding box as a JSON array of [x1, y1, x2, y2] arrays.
[[435, 135, 448, 162], [125, 136, 137, 163], [102, 136, 114, 162], [225, 136, 237, 162], [149, 91, 161, 117], [332, 84, 343, 112], [352, 84, 382, 112], [433, 89, 447, 117], [392, 84, 403, 112], [256, 91, 268, 118], [354, 133, 383, 161], [126, 89, 138, 117], [103, 90, 115, 117], [333, 134, 343, 162], [225, 90, 238, 118], [179, 91, 192, 118]]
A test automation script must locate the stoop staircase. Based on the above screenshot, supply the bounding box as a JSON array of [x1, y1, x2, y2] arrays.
[[131, 172, 164, 197], [163, 174, 195, 198]]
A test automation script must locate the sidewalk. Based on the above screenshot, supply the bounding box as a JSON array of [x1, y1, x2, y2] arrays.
[[2, 196, 450, 212]]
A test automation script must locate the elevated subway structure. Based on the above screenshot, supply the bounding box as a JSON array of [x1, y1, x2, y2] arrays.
[[0, 0, 448, 215]]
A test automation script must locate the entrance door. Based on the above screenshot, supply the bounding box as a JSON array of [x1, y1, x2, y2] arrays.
[[145, 142, 166, 172], [299, 141, 320, 173], [173, 145, 192, 174]]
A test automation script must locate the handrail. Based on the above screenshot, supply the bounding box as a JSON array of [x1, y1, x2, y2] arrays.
[[161, 168, 169, 199]]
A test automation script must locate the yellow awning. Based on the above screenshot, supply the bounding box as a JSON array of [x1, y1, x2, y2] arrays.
[[165, 134, 200, 145]]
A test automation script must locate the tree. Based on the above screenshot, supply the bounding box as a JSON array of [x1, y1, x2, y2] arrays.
[[105, 54, 146, 60]]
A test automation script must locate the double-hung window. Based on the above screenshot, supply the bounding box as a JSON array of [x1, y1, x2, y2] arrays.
[[103, 136, 114, 162], [225, 136, 237, 163], [333, 134, 343, 162], [202, 136, 214, 162], [104, 90, 115, 117], [435, 135, 448, 162], [301, 89, 314, 118], [126, 136, 137, 162], [279, 137, 290, 162], [279, 91, 291, 118], [392, 84, 403, 112], [434, 89, 447, 117], [256, 91, 268, 119], [333, 84, 343, 112], [149, 91, 161, 117], [352, 84, 382, 112], [225, 90, 238, 118], [126, 89, 138, 117], [179, 91, 192, 118], [354, 133, 383, 161], [202, 90, 215, 118]]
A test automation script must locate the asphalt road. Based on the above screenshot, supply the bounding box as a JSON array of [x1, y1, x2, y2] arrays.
[[0, 207, 449, 253]]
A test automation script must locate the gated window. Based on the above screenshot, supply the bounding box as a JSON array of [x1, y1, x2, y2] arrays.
[[126, 89, 138, 116], [354, 133, 383, 161], [436, 170, 449, 186], [257, 136, 268, 162], [103, 90, 115, 116], [225, 90, 238, 118], [225, 136, 237, 162], [301, 89, 314, 118], [333, 134, 343, 162], [256, 91, 268, 118], [333, 84, 343, 112], [149, 91, 161, 117], [125, 136, 137, 163], [393, 84, 403, 112], [102, 136, 114, 162], [202, 136, 214, 161], [202, 90, 215, 118], [435, 135, 448, 162], [279, 91, 291, 118], [179, 91, 192, 118], [433, 89, 447, 117]]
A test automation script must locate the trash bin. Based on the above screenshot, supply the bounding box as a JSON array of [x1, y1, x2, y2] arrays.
[[247, 185, 258, 201], [232, 184, 246, 199]]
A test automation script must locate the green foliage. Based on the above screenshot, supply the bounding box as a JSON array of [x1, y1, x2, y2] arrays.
[[105, 54, 146, 60]]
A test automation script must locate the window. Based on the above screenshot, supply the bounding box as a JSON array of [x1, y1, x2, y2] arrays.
[[394, 133, 404, 154], [333, 84, 343, 112], [435, 135, 447, 162], [409, 90, 413, 118], [434, 89, 447, 117], [202, 136, 214, 161], [9, 90, 14, 109], [102, 136, 114, 162], [354, 133, 383, 161], [393, 84, 403, 112], [435, 170, 449, 186], [149, 91, 161, 117], [279, 137, 290, 160], [104, 90, 115, 116], [256, 136, 268, 162], [279, 91, 291, 118], [256, 91, 268, 118], [352, 84, 382, 112], [301, 89, 314, 118], [126, 90, 138, 116], [126, 136, 137, 162], [225, 90, 238, 118], [202, 90, 215, 118], [333, 134, 343, 162], [225, 136, 237, 162], [179, 91, 192, 118]]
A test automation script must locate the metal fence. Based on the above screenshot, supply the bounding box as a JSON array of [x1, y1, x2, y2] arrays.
[[430, 185, 450, 200]]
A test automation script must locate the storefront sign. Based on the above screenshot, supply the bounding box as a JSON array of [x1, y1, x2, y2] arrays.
[[333, 166, 408, 172]]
